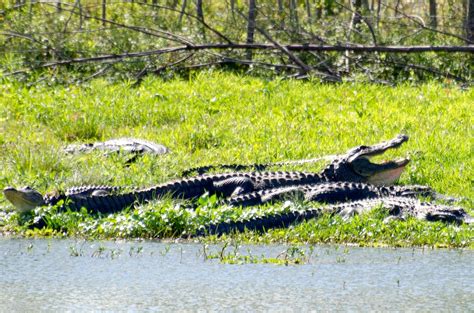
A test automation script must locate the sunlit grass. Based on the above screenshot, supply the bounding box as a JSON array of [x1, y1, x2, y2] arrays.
[[0, 72, 472, 247]]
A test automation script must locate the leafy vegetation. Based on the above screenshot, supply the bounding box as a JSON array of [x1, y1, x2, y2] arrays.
[[0, 72, 472, 248]]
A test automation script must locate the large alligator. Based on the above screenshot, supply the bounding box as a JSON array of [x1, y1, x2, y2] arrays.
[[197, 196, 472, 236], [226, 181, 444, 207], [194, 181, 472, 235], [3, 134, 410, 214], [181, 155, 336, 176]]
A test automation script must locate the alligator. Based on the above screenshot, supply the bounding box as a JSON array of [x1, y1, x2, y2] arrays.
[[181, 155, 335, 176], [194, 181, 472, 235], [225, 182, 444, 208], [3, 134, 410, 214], [64, 138, 169, 156], [196, 196, 472, 236]]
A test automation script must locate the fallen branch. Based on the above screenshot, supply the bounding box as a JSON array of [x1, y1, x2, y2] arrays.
[[134, 52, 195, 84], [22, 44, 474, 68]]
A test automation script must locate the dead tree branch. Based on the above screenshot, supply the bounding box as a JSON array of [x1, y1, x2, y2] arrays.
[[6, 43, 471, 77]]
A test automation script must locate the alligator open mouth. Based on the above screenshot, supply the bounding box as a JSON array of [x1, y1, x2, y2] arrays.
[[351, 157, 410, 185], [347, 134, 410, 185]]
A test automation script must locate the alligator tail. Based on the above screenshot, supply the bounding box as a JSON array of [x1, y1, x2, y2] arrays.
[[195, 208, 323, 236]]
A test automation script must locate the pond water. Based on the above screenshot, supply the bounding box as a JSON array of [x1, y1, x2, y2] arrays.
[[0, 239, 472, 311]]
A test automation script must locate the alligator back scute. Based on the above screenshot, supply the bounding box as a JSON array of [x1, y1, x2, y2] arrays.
[[305, 182, 379, 204], [65, 185, 124, 197], [213, 177, 256, 196]]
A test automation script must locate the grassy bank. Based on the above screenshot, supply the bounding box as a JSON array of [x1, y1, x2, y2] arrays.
[[0, 72, 472, 247]]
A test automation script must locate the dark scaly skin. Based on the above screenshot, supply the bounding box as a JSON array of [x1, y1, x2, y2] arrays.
[[225, 182, 436, 207], [62, 185, 125, 197], [4, 134, 411, 214], [180, 156, 335, 176], [196, 196, 472, 236], [41, 171, 332, 214], [181, 135, 406, 176], [17, 150, 409, 214]]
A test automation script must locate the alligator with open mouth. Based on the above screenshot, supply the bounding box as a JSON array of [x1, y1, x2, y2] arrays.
[[3, 135, 410, 214]]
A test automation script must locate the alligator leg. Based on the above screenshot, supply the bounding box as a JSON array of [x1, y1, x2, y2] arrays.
[[261, 187, 306, 203], [212, 177, 257, 197]]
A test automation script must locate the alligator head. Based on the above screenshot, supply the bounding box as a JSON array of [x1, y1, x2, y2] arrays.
[[2, 186, 45, 213], [322, 134, 410, 185]]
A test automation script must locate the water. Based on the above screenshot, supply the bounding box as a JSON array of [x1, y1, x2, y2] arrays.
[[0, 239, 472, 312]]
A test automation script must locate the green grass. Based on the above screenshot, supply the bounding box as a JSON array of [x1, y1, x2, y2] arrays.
[[0, 72, 472, 247]]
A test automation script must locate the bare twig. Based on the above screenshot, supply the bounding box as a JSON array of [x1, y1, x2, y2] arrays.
[[382, 57, 468, 82], [382, 2, 473, 44], [178, 0, 187, 25], [183, 58, 301, 72], [43, 2, 195, 46], [0, 31, 56, 51], [80, 64, 112, 82], [335, 0, 377, 45], [62, 0, 81, 33], [336, 0, 378, 73], [134, 52, 195, 83], [138, 1, 233, 44], [237, 10, 311, 74]]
